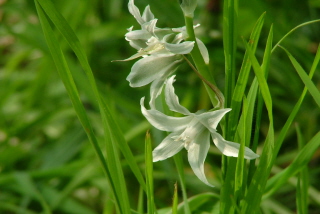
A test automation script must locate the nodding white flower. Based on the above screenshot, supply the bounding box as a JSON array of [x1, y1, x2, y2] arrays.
[[123, 0, 195, 108], [140, 76, 259, 186]]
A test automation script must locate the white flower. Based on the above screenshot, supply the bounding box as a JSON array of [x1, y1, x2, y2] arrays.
[[140, 76, 259, 186], [124, 0, 195, 108]]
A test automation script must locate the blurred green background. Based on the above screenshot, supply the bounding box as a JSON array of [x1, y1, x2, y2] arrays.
[[1, 0, 319, 213]]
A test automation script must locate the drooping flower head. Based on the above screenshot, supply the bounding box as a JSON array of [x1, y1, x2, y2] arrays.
[[123, 0, 195, 108], [141, 76, 259, 186]]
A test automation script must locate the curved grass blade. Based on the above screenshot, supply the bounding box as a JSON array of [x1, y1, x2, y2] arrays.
[[172, 183, 178, 214], [272, 19, 320, 53], [295, 124, 309, 214], [264, 131, 320, 198], [34, 3, 129, 213], [240, 26, 275, 213], [228, 12, 265, 140], [234, 97, 248, 202], [35, 0, 146, 193], [14, 172, 51, 214], [145, 131, 155, 214], [280, 46, 320, 108]]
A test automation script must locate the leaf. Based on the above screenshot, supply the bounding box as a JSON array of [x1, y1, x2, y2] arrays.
[[264, 131, 320, 198], [280, 46, 320, 108]]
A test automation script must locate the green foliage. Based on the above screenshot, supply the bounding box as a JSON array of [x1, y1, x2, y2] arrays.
[[1, 0, 319, 213]]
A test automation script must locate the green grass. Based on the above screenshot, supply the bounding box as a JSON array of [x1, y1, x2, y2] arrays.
[[1, 0, 320, 213]]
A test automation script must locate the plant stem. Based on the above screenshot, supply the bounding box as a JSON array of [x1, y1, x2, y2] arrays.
[[182, 55, 224, 108], [184, 15, 221, 108]]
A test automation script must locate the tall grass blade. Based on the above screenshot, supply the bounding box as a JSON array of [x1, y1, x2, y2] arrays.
[[35, 2, 129, 213], [280, 46, 320, 108], [234, 97, 248, 202], [264, 131, 320, 198], [14, 172, 51, 214], [272, 19, 320, 53], [229, 12, 265, 139], [220, 0, 239, 212], [223, 0, 238, 109], [240, 26, 275, 213], [145, 131, 155, 214], [273, 43, 320, 157], [295, 124, 309, 214], [173, 154, 191, 214], [35, 0, 146, 193], [172, 183, 178, 214]]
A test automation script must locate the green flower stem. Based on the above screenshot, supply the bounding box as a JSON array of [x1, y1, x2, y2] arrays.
[[182, 55, 224, 108], [184, 16, 221, 108]]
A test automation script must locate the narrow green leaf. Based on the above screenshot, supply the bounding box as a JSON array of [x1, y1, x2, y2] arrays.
[[241, 26, 275, 213], [272, 19, 320, 53], [223, 0, 238, 110], [145, 131, 155, 214], [295, 124, 309, 214], [234, 96, 248, 202], [34, 2, 128, 212], [243, 38, 273, 118], [36, 0, 146, 193], [173, 153, 191, 214], [137, 187, 144, 214], [220, 0, 239, 211], [229, 12, 265, 140], [177, 193, 220, 214], [14, 172, 51, 214], [274, 43, 320, 156], [264, 131, 320, 198], [281, 46, 320, 108], [172, 183, 178, 214]]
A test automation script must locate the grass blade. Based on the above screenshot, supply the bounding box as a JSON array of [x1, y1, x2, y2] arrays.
[[234, 96, 248, 202], [14, 172, 51, 214], [264, 131, 320, 198], [272, 19, 320, 53], [280, 46, 320, 108], [36, 0, 146, 193], [172, 183, 178, 214], [34, 2, 129, 213], [240, 26, 275, 213], [229, 12, 265, 139], [295, 124, 309, 214], [173, 153, 191, 214], [145, 131, 155, 214], [223, 0, 238, 109]]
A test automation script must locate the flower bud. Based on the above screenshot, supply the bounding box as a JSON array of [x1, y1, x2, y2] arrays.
[[179, 0, 197, 17]]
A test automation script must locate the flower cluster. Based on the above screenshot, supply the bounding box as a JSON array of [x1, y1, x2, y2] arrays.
[[121, 0, 259, 186]]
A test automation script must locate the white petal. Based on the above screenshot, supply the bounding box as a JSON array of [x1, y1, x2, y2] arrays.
[[115, 52, 146, 62], [187, 130, 213, 187], [127, 55, 181, 87], [129, 40, 147, 50], [196, 38, 209, 64], [154, 28, 174, 40], [164, 75, 191, 115], [141, 97, 192, 132], [165, 41, 195, 54], [141, 19, 158, 35], [125, 29, 151, 41], [153, 133, 184, 162], [149, 69, 176, 109], [142, 5, 154, 23], [128, 0, 145, 25], [211, 133, 259, 159], [196, 108, 231, 130]]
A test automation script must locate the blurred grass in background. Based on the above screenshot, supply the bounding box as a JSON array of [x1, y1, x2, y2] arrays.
[[0, 0, 319, 213]]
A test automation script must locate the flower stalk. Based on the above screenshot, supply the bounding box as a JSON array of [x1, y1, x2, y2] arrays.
[[184, 15, 221, 108], [182, 55, 225, 108]]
